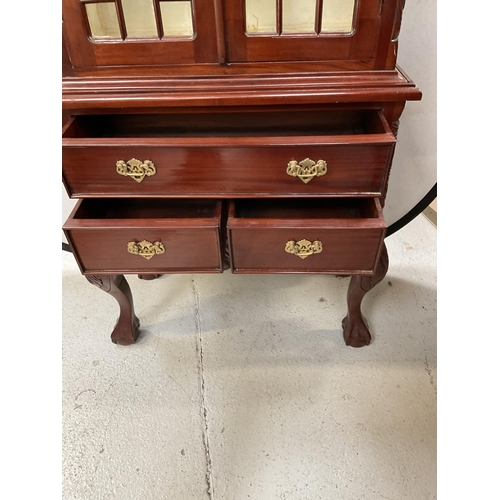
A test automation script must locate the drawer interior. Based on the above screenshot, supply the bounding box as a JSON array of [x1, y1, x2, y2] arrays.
[[63, 109, 391, 139], [71, 198, 219, 220], [232, 198, 382, 220]]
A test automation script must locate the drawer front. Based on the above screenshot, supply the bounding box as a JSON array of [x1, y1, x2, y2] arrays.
[[62, 143, 393, 198], [66, 228, 222, 274], [63, 199, 223, 274], [227, 198, 386, 274], [229, 228, 384, 274]]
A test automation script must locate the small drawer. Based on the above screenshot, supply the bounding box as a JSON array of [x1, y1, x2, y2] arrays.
[[63, 199, 223, 274], [227, 198, 386, 274], [62, 109, 395, 198]]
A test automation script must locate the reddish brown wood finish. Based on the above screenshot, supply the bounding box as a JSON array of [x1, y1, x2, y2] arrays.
[[62, 110, 395, 198], [382, 0, 406, 69], [64, 199, 223, 274], [68, 228, 222, 274], [62, 0, 421, 347], [63, 142, 394, 199], [227, 199, 386, 274], [63, 0, 401, 72], [62, 0, 220, 68], [62, 69, 421, 109], [223, 0, 383, 64], [86, 274, 140, 345], [342, 242, 389, 347]]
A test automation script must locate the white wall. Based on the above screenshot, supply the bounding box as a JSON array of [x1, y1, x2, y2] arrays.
[[385, 0, 437, 226]]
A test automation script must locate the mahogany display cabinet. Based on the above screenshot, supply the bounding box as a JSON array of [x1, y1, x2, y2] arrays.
[[62, 0, 422, 347]]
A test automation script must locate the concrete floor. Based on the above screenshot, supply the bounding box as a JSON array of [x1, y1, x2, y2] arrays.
[[62, 213, 436, 500]]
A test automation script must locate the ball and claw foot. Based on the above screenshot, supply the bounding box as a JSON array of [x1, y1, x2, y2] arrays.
[[341, 242, 389, 348], [111, 314, 140, 346], [342, 314, 371, 347]]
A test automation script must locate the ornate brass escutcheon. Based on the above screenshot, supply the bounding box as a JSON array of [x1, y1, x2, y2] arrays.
[[116, 158, 156, 183], [285, 239, 323, 259], [127, 240, 165, 260], [286, 158, 327, 184]]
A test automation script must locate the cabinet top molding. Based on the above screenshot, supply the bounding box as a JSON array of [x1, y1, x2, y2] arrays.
[[63, 67, 421, 110]]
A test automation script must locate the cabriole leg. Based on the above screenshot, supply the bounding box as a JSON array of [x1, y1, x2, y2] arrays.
[[342, 243, 389, 347], [86, 275, 140, 345]]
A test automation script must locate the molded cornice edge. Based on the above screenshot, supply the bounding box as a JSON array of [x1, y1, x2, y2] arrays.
[[62, 67, 421, 110]]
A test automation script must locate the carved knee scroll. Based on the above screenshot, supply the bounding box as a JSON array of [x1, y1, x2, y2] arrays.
[[86, 275, 140, 345]]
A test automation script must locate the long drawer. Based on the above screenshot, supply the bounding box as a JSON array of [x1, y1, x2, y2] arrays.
[[227, 198, 386, 274], [63, 199, 224, 274], [62, 109, 396, 198]]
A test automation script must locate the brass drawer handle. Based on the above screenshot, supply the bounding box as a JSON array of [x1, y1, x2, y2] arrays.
[[285, 239, 323, 259], [127, 240, 165, 260], [286, 158, 327, 184], [116, 158, 156, 183]]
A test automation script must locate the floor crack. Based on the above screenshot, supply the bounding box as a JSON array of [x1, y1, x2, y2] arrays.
[[424, 355, 437, 396], [192, 278, 215, 500]]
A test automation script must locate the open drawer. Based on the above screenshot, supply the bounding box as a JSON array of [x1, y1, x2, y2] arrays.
[[62, 109, 395, 198], [227, 198, 386, 274], [63, 199, 224, 275]]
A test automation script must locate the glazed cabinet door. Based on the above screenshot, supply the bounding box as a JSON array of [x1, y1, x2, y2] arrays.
[[62, 0, 221, 68], [224, 0, 400, 69]]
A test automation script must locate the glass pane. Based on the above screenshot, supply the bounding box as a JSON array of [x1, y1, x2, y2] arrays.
[[322, 0, 355, 33], [245, 0, 277, 34], [121, 0, 158, 38], [160, 1, 193, 37], [282, 0, 316, 34], [85, 3, 121, 39]]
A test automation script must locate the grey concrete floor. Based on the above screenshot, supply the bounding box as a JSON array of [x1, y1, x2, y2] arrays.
[[62, 213, 436, 500]]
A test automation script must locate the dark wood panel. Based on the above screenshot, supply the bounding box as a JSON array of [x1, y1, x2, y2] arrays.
[[63, 198, 223, 273], [62, 142, 394, 198], [62, 109, 395, 197], [223, 0, 386, 65], [231, 197, 383, 222], [63, 109, 391, 138], [69, 198, 219, 220], [227, 197, 386, 274], [62, 0, 408, 71], [67, 227, 222, 273], [62, 68, 422, 111], [229, 228, 384, 274], [62, 0, 219, 68]]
